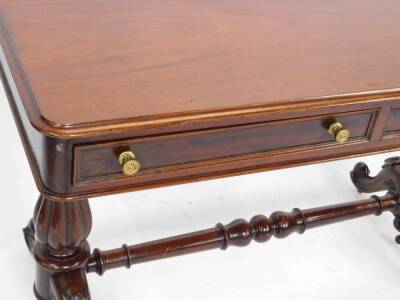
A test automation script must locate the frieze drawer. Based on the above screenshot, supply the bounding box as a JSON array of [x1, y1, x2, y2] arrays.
[[73, 110, 375, 186]]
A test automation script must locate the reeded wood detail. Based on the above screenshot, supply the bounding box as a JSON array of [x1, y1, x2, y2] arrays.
[[23, 195, 92, 300], [86, 193, 399, 276], [33, 195, 92, 256], [351, 157, 400, 243]]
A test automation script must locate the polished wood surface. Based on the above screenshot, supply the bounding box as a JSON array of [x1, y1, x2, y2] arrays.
[[5, 62, 400, 200], [24, 196, 92, 299], [86, 191, 400, 275], [20, 157, 400, 298], [1, 0, 400, 199], [2, 1, 400, 298], [75, 110, 373, 185], [0, 0, 400, 135]]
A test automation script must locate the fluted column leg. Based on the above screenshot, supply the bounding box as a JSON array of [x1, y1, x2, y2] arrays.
[[23, 195, 92, 300]]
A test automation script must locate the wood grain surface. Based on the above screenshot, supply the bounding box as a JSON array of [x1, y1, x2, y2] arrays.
[[0, 0, 400, 133]]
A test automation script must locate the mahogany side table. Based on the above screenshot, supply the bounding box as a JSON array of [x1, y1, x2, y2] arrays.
[[1, 1, 400, 299]]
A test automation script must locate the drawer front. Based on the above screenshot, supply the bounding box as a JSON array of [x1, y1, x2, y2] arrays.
[[74, 111, 375, 185], [384, 107, 400, 137]]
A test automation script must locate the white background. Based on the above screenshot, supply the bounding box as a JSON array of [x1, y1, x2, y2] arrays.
[[0, 82, 399, 299]]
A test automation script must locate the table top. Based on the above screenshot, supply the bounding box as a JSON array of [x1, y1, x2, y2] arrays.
[[1, 0, 400, 136]]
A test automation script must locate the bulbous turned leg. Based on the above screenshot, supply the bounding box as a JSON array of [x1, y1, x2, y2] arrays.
[[351, 157, 400, 243], [23, 195, 92, 300]]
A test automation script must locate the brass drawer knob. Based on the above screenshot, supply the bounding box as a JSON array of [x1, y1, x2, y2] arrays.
[[328, 122, 350, 143], [118, 151, 141, 176]]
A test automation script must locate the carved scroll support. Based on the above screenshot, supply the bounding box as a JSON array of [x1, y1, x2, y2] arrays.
[[351, 156, 400, 243], [24, 195, 92, 300], [86, 193, 399, 276]]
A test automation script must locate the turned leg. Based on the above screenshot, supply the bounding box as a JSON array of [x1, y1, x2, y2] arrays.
[[23, 195, 92, 300], [351, 157, 400, 243]]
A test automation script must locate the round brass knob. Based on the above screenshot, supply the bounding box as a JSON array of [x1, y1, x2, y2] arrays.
[[118, 151, 141, 176], [328, 122, 350, 143]]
